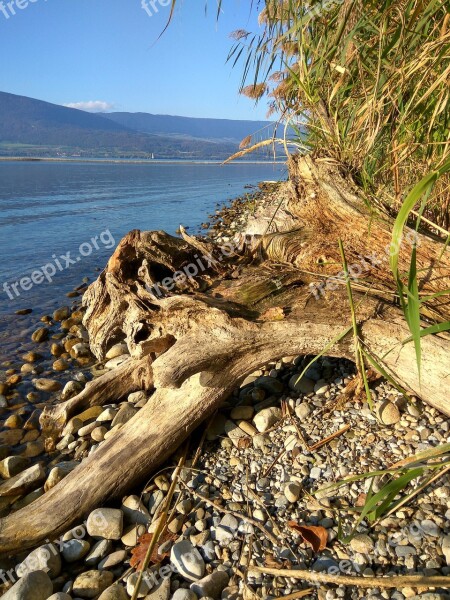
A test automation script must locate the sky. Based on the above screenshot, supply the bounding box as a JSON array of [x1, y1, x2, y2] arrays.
[[0, 0, 269, 121]]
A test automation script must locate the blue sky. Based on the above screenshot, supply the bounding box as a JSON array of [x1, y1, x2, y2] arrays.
[[0, 0, 269, 120]]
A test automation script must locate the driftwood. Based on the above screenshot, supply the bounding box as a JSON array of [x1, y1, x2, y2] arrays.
[[1, 155, 450, 557]]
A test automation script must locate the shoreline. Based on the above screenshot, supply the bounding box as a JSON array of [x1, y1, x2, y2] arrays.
[[0, 157, 285, 166]]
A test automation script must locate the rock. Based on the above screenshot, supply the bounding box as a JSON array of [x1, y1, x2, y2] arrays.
[[171, 591, 198, 600], [0, 463, 46, 497], [395, 545, 417, 557], [45, 461, 79, 491], [0, 429, 23, 445], [33, 378, 62, 392], [85, 540, 113, 566], [91, 426, 107, 442], [289, 375, 315, 394], [314, 381, 329, 395], [420, 519, 441, 537], [75, 406, 105, 423], [97, 408, 117, 422], [4, 414, 23, 429], [98, 550, 127, 569], [72, 570, 114, 598], [309, 467, 321, 479], [253, 376, 284, 395], [350, 534, 374, 554], [230, 406, 254, 420], [144, 577, 171, 600], [206, 413, 227, 441], [128, 391, 147, 404], [295, 403, 312, 420], [2, 571, 52, 600], [121, 524, 146, 547], [105, 343, 129, 360], [221, 587, 240, 600], [53, 306, 70, 321], [16, 308, 32, 315], [24, 410, 42, 431], [442, 535, 450, 565], [53, 358, 71, 372], [77, 422, 98, 437], [71, 343, 91, 359], [224, 420, 248, 448], [0, 456, 29, 478], [61, 381, 83, 401], [47, 594, 72, 600], [121, 495, 150, 525], [190, 572, 229, 599], [62, 539, 91, 562], [253, 407, 281, 432], [170, 540, 205, 581], [284, 481, 302, 503], [215, 515, 239, 544], [16, 543, 62, 578], [125, 572, 156, 598], [111, 404, 138, 427], [31, 328, 49, 343], [168, 515, 184, 534], [22, 351, 41, 363], [176, 499, 193, 515], [97, 584, 128, 600], [154, 474, 170, 491], [86, 508, 123, 540], [378, 401, 400, 425]]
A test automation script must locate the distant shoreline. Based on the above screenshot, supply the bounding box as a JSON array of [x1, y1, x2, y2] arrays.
[[0, 157, 285, 165]]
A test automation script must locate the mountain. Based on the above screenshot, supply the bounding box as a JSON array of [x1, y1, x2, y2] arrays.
[[102, 112, 275, 144], [0, 91, 277, 160]]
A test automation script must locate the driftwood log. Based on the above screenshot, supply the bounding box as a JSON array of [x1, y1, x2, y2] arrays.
[[0, 155, 449, 557]]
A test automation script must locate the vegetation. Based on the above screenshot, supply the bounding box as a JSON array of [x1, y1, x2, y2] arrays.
[[229, 0, 450, 228]]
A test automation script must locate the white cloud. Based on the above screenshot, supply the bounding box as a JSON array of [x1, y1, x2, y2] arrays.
[[64, 100, 115, 113]]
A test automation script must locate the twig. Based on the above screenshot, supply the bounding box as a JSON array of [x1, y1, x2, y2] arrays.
[[279, 590, 315, 600], [248, 566, 450, 588], [179, 480, 280, 546], [307, 424, 351, 452], [262, 446, 288, 479]]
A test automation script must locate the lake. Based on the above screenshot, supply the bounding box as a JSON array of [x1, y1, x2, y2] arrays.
[[0, 160, 285, 318]]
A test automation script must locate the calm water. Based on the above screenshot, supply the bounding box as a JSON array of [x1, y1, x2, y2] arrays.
[[0, 161, 285, 318]]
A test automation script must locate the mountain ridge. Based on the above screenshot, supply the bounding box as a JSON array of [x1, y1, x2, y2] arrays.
[[0, 91, 276, 160]]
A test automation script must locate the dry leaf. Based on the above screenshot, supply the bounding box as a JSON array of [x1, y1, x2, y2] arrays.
[[237, 437, 252, 449], [264, 553, 292, 569], [260, 306, 285, 321], [356, 492, 367, 507], [130, 531, 176, 570], [288, 521, 328, 552]]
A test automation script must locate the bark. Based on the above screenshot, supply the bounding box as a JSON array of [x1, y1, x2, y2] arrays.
[[1, 155, 449, 557]]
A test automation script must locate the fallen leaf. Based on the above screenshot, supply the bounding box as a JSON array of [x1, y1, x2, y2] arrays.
[[260, 306, 285, 321], [237, 437, 252, 449], [130, 531, 177, 570], [288, 521, 328, 552], [264, 553, 292, 569], [356, 492, 367, 507]]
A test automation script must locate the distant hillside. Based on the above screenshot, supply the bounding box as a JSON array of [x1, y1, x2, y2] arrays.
[[0, 91, 278, 160], [102, 112, 275, 143]]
